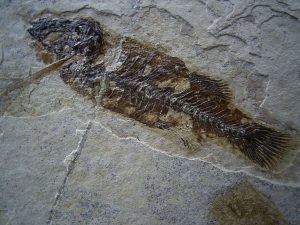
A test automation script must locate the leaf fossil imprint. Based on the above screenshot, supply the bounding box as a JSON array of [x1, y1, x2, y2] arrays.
[[27, 18, 292, 170]]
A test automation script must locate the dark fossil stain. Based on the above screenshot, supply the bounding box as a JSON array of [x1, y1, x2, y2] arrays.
[[28, 18, 105, 61], [209, 181, 288, 225], [27, 18, 293, 171]]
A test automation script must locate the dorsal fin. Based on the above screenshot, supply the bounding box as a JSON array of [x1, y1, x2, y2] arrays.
[[188, 72, 231, 101]]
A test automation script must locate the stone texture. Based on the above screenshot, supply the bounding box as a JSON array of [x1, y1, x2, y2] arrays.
[[48, 122, 300, 224], [0, 108, 87, 224], [209, 181, 288, 225], [0, 0, 300, 224]]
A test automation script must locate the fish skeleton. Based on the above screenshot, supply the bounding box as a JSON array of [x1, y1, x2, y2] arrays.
[[27, 18, 292, 171]]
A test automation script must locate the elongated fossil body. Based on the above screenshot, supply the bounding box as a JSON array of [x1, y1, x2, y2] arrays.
[[27, 18, 291, 170]]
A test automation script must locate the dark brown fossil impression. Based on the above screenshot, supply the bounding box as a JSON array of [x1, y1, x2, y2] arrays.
[[27, 18, 293, 171]]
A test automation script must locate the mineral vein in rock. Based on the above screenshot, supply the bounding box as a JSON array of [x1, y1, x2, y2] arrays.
[[27, 18, 291, 170]]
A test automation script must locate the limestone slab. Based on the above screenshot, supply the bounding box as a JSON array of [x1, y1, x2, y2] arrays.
[[50, 121, 300, 224], [0, 109, 86, 224], [0, 0, 300, 224]]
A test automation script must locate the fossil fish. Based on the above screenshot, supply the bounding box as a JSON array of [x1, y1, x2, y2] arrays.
[[27, 18, 292, 171]]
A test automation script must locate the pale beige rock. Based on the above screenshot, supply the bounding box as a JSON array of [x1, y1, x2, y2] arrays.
[[48, 121, 300, 224], [0, 109, 86, 224], [0, 0, 300, 224]]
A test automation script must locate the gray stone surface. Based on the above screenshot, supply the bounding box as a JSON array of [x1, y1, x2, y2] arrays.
[[49, 121, 300, 224], [0, 108, 87, 224], [0, 0, 300, 224]]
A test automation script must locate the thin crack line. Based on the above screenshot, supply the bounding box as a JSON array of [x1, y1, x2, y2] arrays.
[[0, 47, 4, 67], [47, 78, 107, 224], [47, 120, 92, 225]]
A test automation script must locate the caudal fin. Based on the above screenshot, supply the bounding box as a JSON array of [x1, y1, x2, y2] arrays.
[[236, 124, 291, 170]]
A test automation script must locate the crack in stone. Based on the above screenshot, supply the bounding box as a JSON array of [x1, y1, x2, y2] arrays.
[[259, 78, 270, 108], [47, 80, 104, 224], [0, 47, 4, 68], [208, 1, 300, 39], [276, 0, 300, 12], [47, 119, 93, 225], [47, 73, 105, 223]]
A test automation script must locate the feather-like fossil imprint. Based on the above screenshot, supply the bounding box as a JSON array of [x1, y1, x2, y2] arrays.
[[27, 18, 294, 171]]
